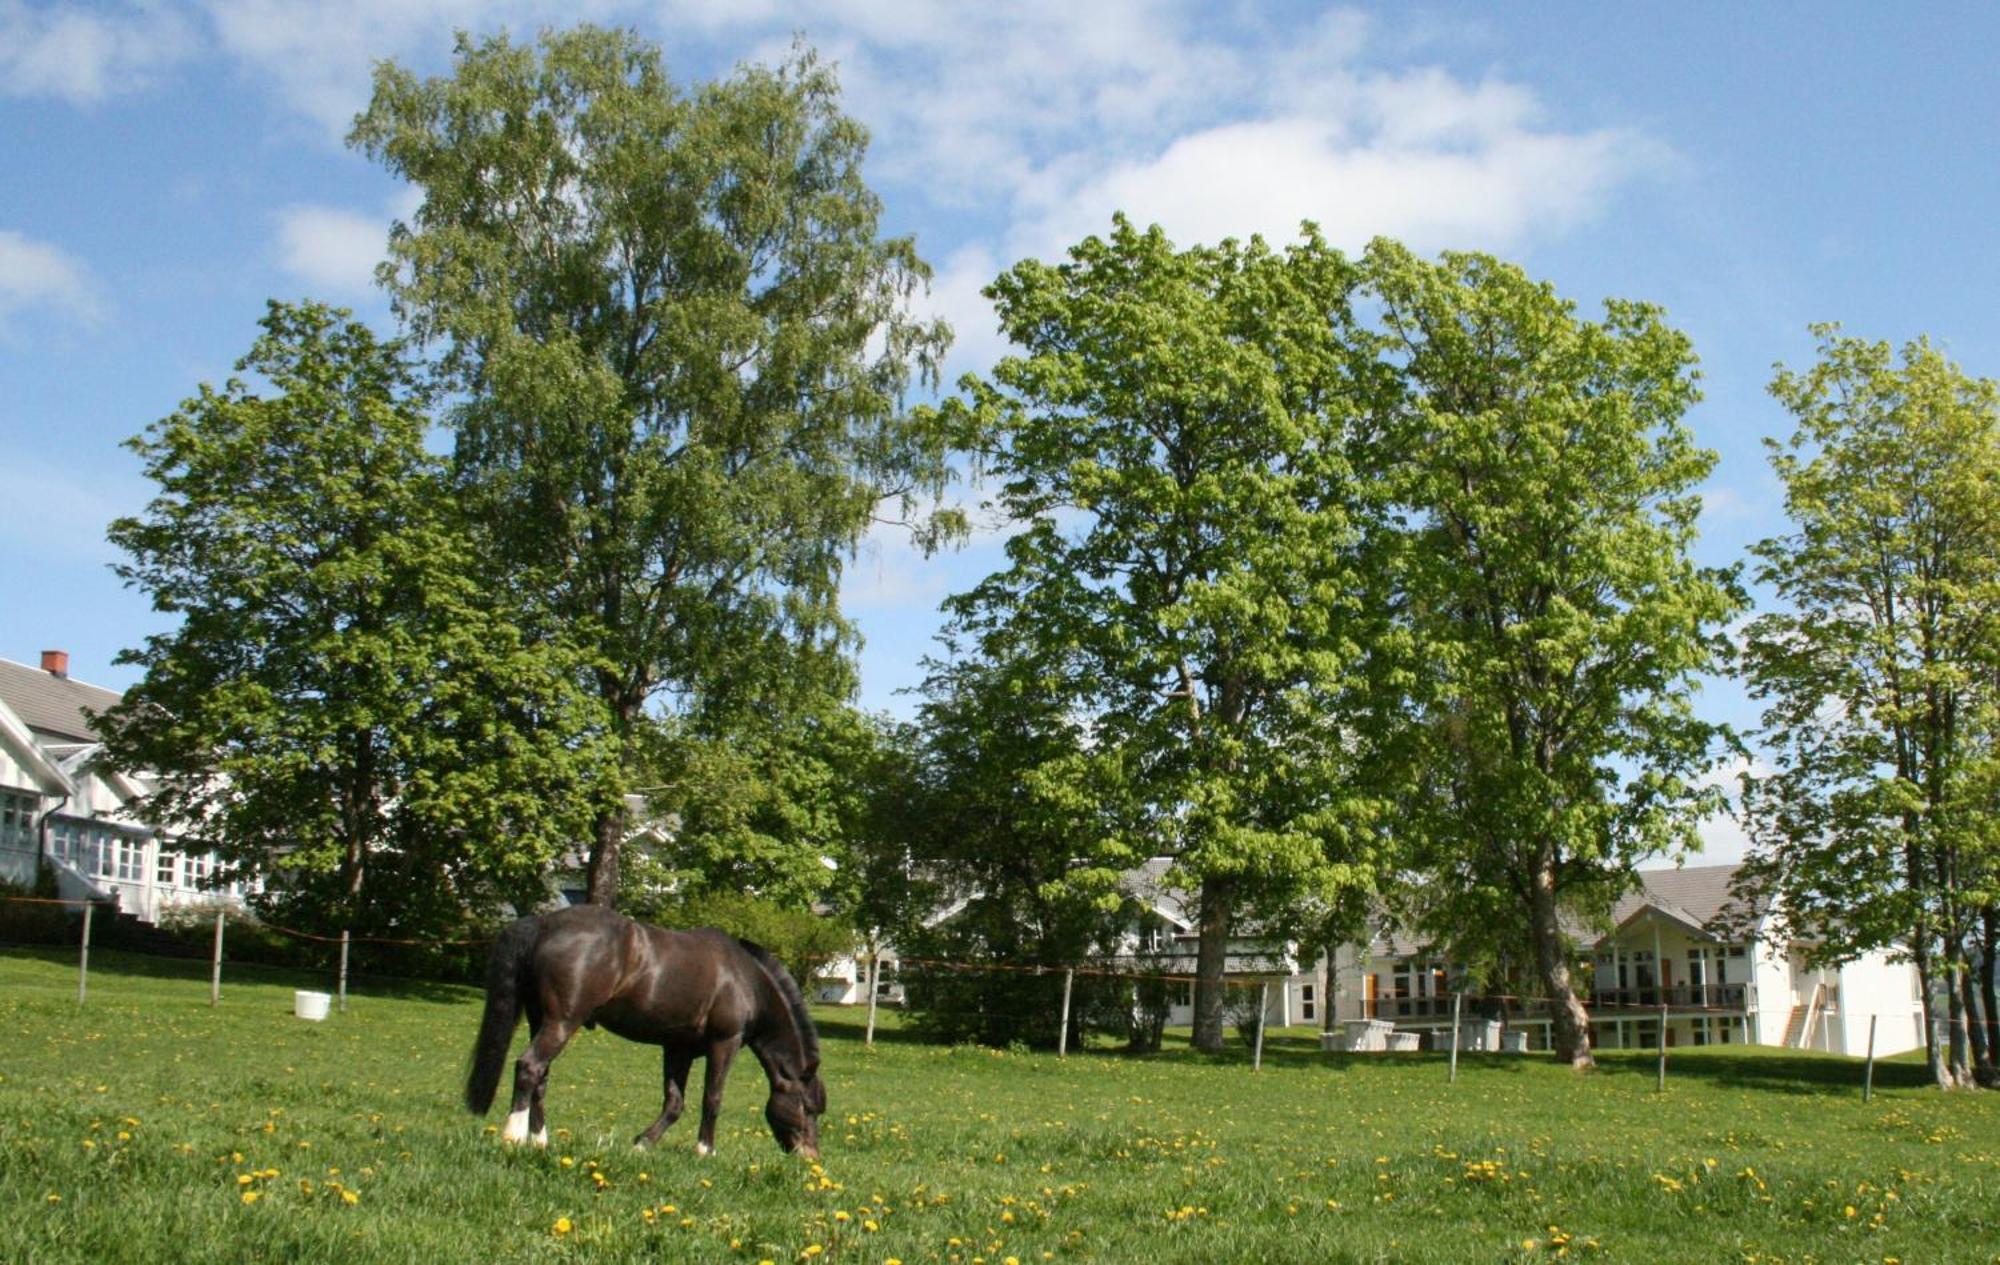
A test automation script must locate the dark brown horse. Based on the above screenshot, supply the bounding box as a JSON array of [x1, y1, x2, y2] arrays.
[[464, 904, 824, 1158]]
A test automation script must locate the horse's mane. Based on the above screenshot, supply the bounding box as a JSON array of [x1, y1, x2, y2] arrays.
[[735, 938, 821, 1074]]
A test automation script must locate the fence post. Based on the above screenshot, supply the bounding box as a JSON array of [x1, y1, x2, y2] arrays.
[[1449, 991, 1463, 1084], [1058, 967, 1075, 1058], [1253, 980, 1271, 1071], [1656, 1002, 1668, 1093], [1863, 1014, 1878, 1103], [863, 949, 880, 1049], [337, 930, 350, 1013], [77, 901, 93, 1007], [210, 911, 224, 1006]]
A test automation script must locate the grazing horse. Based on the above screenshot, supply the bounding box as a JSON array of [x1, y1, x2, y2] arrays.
[[464, 904, 824, 1158]]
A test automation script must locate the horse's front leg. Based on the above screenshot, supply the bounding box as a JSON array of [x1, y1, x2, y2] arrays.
[[633, 1049, 694, 1149], [694, 1036, 742, 1156]]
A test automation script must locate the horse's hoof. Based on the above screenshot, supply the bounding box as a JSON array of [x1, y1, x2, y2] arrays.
[[531, 1128, 549, 1149], [694, 1141, 713, 1157]]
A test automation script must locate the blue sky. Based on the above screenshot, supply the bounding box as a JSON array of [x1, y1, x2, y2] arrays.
[[6, 2, 1999, 861]]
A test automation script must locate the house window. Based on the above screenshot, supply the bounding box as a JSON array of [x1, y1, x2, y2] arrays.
[[115, 836, 143, 881], [0, 788, 38, 850], [158, 851, 180, 887], [1300, 983, 1316, 1022], [1170, 981, 1192, 1008]]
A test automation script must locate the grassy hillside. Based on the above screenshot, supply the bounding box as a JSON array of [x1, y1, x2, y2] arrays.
[[2, 946, 1995, 1263]]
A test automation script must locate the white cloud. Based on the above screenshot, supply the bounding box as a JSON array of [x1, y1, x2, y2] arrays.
[[0, 1, 196, 102], [0, 229, 102, 334], [273, 204, 389, 295]]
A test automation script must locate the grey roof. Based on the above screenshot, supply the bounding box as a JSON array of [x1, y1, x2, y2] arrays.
[[1610, 863, 1763, 937], [1123, 857, 1195, 929], [0, 657, 122, 743], [1363, 863, 1763, 961]]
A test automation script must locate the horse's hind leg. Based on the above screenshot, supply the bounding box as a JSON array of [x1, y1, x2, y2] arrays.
[[502, 1018, 575, 1148], [695, 1036, 743, 1156], [633, 1049, 694, 1149]]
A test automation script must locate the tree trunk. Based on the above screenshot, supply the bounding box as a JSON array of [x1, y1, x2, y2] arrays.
[[1191, 876, 1234, 1053], [1322, 943, 1338, 1035], [1981, 907, 1999, 1086], [1915, 955, 1951, 1089], [585, 801, 626, 907], [1528, 858, 1593, 1069]]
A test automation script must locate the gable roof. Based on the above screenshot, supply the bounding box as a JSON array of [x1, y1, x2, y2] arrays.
[[0, 657, 122, 743], [1607, 864, 1765, 940]]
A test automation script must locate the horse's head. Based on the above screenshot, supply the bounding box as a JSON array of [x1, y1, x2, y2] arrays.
[[764, 1066, 826, 1160]]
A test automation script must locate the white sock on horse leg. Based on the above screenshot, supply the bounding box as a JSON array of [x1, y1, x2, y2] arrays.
[[501, 1110, 529, 1144], [531, 1126, 549, 1148]]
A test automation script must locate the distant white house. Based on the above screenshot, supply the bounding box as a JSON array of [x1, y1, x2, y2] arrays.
[[1325, 864, 1926, 1057], [0, 651, 244, 923]]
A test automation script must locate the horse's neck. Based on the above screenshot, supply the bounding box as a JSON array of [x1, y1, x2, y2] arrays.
[[744, 971, 808, 1074]]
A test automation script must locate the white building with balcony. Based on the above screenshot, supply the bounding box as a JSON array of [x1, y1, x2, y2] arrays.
[[0, 651, 243, 924]]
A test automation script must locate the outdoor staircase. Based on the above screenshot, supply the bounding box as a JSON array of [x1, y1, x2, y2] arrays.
[[1781, 1003, 1809, 1048], [95, 903, 207, 959]]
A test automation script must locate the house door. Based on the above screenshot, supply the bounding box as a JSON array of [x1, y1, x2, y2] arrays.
[[1363, 974, 1378, 1020]]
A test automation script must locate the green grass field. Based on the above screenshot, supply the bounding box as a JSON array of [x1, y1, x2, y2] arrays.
[[2, 947, 1996, 1264]]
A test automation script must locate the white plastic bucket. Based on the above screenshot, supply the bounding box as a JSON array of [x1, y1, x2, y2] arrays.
[[294, 990, 332, 1021]]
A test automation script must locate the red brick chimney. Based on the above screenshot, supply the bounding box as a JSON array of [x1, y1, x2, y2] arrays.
[[40, 650, 69, 678]]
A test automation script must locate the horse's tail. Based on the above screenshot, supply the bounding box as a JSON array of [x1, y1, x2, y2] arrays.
[[735, 938, 821, 1074], [465, 915, 540, 1115]]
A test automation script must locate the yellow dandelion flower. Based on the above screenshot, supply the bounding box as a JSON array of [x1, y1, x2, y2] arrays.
[[341, 1190, 359, 1206], [553, 1217, 573, 1235], [241, 1191, 260, 1205], [45, 1194, 60, 1204], [803, 1247, 825, 1259]]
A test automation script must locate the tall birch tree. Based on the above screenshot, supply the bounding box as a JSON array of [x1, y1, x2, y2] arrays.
[[350, 28, 958, 905]]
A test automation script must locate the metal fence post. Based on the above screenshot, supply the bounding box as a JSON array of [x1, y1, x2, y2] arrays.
[[337, 930, 350, 1013], [77, 902, 92, 1006]]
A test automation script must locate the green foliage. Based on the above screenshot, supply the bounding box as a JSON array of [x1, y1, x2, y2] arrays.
[[887, 650, 1135, 1049], [350, 27, 965, 904], [1362, 242, 1744, 1064], [1741, 325, 2000, 1086], [930, 216, 1391, 1050], [624, 705, 907, 915], [627, 889, 854, 987], [98, 302, 618, 937]]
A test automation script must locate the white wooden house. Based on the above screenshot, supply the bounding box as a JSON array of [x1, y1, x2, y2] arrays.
[[1327, 864, 1925, 1057], [0, 652, 243, 923]]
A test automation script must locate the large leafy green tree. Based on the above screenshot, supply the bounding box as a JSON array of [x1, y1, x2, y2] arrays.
[[1365, 242, 1742, 1069], [1741, 326, 2000, 1088], [934, 217, 1389, 1052], [891, 645, 1134, 1049], [351, 28, 958, 905], [98, 302, 616, 934]]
